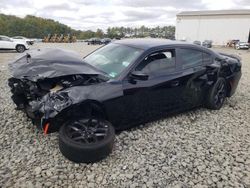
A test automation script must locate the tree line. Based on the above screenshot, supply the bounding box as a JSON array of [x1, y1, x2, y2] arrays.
[[0, 14, 175, 39]]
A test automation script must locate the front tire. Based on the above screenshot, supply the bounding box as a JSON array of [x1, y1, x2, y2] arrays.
[[206, 77, 227, 110], [16, 45, 25, 53], [59, 118, 115, 163]]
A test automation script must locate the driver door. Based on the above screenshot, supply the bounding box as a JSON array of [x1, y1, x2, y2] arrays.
[[120, 49, 185, 129]]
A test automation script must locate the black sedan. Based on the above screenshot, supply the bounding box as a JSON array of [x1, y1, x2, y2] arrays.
[[202, 40, 213, 48], [87, 38, 102, 45], [101, 38, 112, 45], [8, 39, 242, 163]]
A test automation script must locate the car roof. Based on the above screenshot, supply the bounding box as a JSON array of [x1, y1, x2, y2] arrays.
[[113, 38, 220, 58], [113, 38, 201, 50]]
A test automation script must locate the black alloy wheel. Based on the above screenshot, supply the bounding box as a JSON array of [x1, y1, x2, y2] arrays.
[[213, 80, 226, 108], [206, 77, 227, 110], [66, 118, 109, 144], [59, 113, 115, 163]]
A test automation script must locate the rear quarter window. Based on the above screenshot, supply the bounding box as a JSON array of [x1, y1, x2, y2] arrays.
[[178, 48, 203, 69], [203, 53, 213, 64]]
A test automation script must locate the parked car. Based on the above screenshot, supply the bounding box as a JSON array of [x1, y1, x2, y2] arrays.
[[235, 41, 249, 50], [0, 35, 29, 53], [87, 38, 102, 45], [12, 36, 34, 45], [202, 40, 213, 48], [8, 39, 242, 163], [227, 39, 240, 47], [101, 38, 112, 45], [193, 40, 201, 45]]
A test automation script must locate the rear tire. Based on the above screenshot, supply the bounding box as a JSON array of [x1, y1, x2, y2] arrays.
[[59, 118, 115, 163], [16, 45, 25, 53], [206, 77, 227, 110]]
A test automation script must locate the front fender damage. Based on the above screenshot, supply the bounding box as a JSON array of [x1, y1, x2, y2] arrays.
[[28, 87, 87, 130], [27, 84, 109, 132]]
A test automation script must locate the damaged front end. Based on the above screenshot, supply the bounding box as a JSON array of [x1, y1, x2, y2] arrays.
[[8, 48, 109, 132]]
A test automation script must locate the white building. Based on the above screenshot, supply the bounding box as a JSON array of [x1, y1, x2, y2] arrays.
[[176, 10, 250, 45]]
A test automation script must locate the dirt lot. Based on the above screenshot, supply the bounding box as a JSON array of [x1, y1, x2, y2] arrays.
[[0, 43, 249, 187]]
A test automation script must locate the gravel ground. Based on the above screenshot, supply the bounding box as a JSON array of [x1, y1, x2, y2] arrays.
[[0, 43, 249, 188]]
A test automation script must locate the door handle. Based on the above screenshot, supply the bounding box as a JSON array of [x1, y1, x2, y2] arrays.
[[171, 80, 179, 87]]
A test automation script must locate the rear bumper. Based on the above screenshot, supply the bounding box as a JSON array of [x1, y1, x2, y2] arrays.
[[237, 45, 249, 49]]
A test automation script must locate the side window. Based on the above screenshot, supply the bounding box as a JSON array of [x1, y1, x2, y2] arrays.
[[0, 37, 2, 41], [178, 48, 203, 69], [1, 37, 11, 42], [135, 49, 176, 76], [203, 53, 212, 64]]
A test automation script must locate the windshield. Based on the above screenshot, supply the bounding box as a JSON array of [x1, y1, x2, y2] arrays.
[[84, 43, 143, 78]]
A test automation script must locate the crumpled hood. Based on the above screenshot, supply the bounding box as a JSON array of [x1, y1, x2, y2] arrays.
[[9, 48, 108, 81]]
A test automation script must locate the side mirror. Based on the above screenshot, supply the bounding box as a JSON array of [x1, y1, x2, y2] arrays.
[[130, 71, 148, 81]]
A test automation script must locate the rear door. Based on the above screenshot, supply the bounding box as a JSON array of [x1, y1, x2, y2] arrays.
[[176, 48, 213, 108]]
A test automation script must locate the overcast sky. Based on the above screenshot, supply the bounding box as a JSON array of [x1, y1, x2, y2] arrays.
[[0, 0, 250, 31]]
